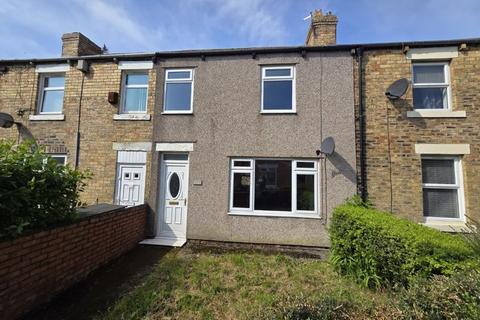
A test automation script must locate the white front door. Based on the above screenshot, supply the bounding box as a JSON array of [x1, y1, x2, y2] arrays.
[[116, 164, 146, 206], [156, 154, 189, 246]]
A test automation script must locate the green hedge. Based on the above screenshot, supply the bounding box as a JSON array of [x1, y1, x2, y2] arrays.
[[0, 140, 90, 239], [329, 201, 475, 288]]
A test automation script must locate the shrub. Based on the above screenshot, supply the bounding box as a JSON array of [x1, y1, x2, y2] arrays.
[[460, 216, 480, 256], [329, 201, 475, 288], [398, 270, 480, 319], [0, 140, 90, 238]]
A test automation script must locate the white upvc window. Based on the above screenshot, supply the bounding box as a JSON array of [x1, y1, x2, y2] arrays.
[[44, 154, 67, 166], [38, 74, 65, 114], [120, 71, 149, 114], [229, 158, 318, 218], [421, 156, 465, 222], [163, 69, 194, 114], [412, 62, 451, 110], [261, 66, 296, 113]]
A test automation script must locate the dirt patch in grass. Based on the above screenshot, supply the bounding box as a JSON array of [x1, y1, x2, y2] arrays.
[[98, 248, 399, 320]]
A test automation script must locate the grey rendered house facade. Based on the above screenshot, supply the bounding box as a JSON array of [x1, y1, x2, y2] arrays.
[[145, 50, 356, 247]]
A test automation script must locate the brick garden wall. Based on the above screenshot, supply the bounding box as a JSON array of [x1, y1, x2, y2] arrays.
[[0, 205, 147, 320]]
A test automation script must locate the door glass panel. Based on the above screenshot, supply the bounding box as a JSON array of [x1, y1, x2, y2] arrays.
[[169, 172, 180, 198]]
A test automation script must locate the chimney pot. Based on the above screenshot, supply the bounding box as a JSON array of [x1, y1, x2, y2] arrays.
[[305, 9, 338, 46]]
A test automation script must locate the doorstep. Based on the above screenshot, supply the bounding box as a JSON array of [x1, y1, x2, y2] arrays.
[[140, 237, 187, 247]]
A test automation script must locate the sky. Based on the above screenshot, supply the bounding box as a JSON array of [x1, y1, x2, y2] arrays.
[[1, 0, 479, 59]]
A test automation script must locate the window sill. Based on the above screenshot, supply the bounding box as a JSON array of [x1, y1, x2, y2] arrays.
[[260, 111, 297, 115], [161, 111, 193, 115], [228, 211, 321, 219], [113, 114, 151, 121], [407, 110, 466, 118], [29, 114, 65, 121], [421, 220, 467, 233]]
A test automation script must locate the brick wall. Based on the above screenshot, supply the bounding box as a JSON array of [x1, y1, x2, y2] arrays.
[[0, 205, 147, 320], [361, 45, 480, 222], [61, 32, 102, 57]]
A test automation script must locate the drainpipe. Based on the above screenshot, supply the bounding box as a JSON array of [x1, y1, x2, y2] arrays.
[[356, 47, 367, 201], [75, 73, 85, 169]]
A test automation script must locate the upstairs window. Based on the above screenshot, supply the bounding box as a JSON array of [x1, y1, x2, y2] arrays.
[[164, 69, 194, 113], [121, 72, 149, 113], [412, 62, 451, 110], [38, 74, 65, 114], [261, 66, 295, 113], [422, 157, 464, 220]]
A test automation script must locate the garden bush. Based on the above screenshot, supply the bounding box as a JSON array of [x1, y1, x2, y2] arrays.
[[398, 270, 480, 319], [0, 140, 90, 239], [329, 198, 475, 288]]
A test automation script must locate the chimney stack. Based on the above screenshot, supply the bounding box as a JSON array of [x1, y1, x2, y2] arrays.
[[305, 10, 338, 46], [61, 32, 103, 57]]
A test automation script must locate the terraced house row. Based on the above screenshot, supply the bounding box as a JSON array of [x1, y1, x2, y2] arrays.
[[1, 10, 479, 247]]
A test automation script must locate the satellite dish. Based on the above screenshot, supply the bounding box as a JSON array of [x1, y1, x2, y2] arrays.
[[385, 78, 409, 100], [0, 112, 14, 128], [320, 137, 335, 155]]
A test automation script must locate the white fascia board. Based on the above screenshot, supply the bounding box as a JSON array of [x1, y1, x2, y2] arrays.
[[118, 61, 153, 70], [155, 143, 194, 152], [35, 64, 70, 73], [406, 46, 458, 60], [415, 144, 470, 155], [113, 142, 152, 151]]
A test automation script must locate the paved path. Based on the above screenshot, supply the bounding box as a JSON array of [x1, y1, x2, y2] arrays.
[[22, 245, 170, 320]]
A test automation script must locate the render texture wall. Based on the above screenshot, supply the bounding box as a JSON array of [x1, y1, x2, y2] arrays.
[[0, 62, 155, 205], [362, 46, 480, 223], [149, 52, 356, 247]]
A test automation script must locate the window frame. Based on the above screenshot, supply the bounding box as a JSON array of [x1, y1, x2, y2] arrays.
[[44, 154, 67, 166], [37, 73, 65, 115], [120, 70, 149, 114], [261, 66, 296, 114], [411, 62, 452, 111], [163, 68, 194, 114], [228, 158, 319, 218], [421, 155, 465, 223]]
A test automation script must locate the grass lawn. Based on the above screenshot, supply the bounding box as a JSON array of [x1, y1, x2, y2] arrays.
[[98, 247, 399, 320]]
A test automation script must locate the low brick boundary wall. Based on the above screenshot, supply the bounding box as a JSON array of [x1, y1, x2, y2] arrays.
[[0, 204, 147, 319]]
